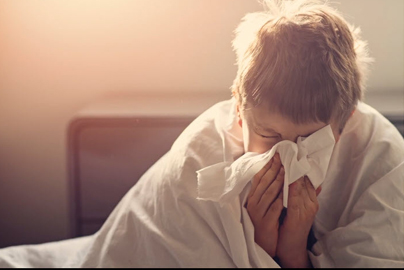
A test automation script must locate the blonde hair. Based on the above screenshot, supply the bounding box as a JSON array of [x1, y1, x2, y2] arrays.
[[231, 0, 373, 131]]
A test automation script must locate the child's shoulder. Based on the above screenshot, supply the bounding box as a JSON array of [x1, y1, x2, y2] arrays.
[[340, 101, 404, 174], [354, 101, 403, 143], [170, 98, 237, 168]]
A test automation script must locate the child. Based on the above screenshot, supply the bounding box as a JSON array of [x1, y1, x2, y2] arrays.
[[1, 0, 403, 267], [232, 0, 404, 267]]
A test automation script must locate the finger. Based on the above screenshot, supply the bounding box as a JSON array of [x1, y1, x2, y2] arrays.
[[264, 189, 284, 226], [264, 192, 286, 229], [251, 153, 282, 204], [287, 178, 304, 219], [304, 176, 317, 203], [302, 177, 319, 217], [290, 177, 304, 198], [248, 158, 273, 199], [259, 165, 284, 206], [246, 157, 275, 208], [256, 166, 284, 218]]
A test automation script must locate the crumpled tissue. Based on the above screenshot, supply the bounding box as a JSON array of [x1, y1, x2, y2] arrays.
[[197, 125, 335, 207]]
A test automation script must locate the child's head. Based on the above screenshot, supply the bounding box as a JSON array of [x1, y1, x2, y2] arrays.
[[231, 0, 372, 153]]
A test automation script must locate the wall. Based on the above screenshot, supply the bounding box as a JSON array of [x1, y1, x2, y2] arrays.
[[0, 0, 403, 248]]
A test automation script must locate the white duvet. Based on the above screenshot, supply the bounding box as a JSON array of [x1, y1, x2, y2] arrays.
[[0, 98, 403, 268]]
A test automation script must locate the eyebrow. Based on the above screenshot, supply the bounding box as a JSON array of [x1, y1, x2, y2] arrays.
[[254, 122, 280, 135], [254, 121, 317, 138]]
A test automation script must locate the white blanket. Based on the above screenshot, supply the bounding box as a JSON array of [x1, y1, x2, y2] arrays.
[[0, 98, 403, 267]]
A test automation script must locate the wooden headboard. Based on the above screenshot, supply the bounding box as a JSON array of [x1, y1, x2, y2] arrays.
[[67, 94, 227, 237]]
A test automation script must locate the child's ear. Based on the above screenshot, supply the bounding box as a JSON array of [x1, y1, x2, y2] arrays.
[[236, 104, 243, 128], [350, 108, 356, 117]]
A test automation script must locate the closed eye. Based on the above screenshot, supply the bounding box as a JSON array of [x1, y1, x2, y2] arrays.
[[253, 127, 281, 139], [260, 134, 280, 139]]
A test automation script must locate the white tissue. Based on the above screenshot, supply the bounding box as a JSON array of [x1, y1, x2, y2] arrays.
[[197, 125, 335, 208]]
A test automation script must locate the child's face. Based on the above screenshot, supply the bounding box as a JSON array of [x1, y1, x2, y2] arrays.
[[237, 103, 340, 154]]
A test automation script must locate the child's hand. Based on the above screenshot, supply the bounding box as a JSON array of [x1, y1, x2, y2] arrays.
[[245, 153, 284, 258], [276, 176, 320, 268]]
